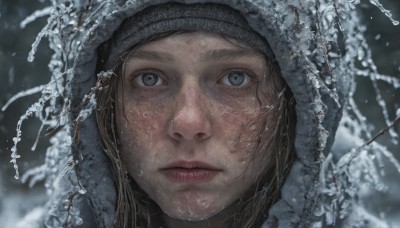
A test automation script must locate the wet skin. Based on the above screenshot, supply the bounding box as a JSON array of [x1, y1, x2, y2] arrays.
[[116, 32, 277, 227]]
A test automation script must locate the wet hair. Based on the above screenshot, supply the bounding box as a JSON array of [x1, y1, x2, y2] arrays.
[[95, 31, 296, 228]]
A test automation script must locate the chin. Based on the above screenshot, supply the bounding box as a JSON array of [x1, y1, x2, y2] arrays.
[[162, 201, 226, 221]]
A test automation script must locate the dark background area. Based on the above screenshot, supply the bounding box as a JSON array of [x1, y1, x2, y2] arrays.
[[0, 0, 399, 225]]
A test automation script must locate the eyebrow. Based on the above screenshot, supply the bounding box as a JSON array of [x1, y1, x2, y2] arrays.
[[127, 48, 264, 63], [127, 50, 175, 63], [200, 48, 264, 62]]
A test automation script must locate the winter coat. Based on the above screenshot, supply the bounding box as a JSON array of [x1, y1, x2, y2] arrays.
[[12, 0, 399, 227]]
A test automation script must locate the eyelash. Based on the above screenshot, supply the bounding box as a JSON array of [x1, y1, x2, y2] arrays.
[[131, 70, 166, 87], [218, 69, 256, 87], [128, 68, 258, 98]]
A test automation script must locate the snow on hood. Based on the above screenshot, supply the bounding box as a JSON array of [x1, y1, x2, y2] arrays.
[[6, 0, 400, 227], [69, 1, 350, 226]]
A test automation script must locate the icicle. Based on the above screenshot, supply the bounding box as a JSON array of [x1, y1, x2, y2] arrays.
[[53, 159, 77, 187], [31, 108, 52, 151], [8, 78, 59, 179], [31, 122, 44, 151], [10, 100, 44, 179]]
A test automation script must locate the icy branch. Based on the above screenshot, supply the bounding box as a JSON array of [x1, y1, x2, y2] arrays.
[[1, 84, 47, 111], [20, 6, 53, 29], [28, 13, 57, 62], [364, 115, 400, 146], [368, 0, 399, 25]]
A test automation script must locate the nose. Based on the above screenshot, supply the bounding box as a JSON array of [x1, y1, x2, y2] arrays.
[[168, 85, 212, 141]]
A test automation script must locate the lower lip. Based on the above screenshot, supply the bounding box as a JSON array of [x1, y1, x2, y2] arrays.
[[161, 168, 219, 183]]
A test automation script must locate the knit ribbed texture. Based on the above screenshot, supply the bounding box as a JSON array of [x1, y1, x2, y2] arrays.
[[102, 2, 273, 68]]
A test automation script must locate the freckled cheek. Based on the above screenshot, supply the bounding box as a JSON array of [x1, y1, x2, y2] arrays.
[[118, 103, 164, 133], [217, 107, 262, 163], [116, 106, 166, 160]]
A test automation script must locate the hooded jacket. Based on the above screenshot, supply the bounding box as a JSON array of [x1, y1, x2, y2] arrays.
[[12, 0, 399, 227]]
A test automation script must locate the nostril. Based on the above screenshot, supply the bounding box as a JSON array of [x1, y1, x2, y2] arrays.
[[172, 132, 183, 140], [171, 132, 209, 141], [195, 132, 207, 140]]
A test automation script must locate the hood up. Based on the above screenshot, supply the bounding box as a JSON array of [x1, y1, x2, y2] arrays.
[[67, 0, 352, 227], [11, 0, 395, 227]]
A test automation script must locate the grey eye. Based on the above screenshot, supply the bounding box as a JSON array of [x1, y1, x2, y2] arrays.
[[221, 71, 250, 86], [135, 73, 163, 87]]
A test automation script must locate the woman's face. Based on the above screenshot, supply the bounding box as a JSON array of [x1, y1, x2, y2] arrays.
[[116, 32, 276, 221]]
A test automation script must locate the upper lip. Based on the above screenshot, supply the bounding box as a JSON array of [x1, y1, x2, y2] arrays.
[[160, 160, 221, 170]]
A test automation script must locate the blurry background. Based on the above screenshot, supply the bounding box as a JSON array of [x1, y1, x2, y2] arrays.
[[0, 0, 51, 225], [0, 0, 399, 226]]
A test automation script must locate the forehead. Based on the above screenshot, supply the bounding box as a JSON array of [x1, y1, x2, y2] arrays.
[[136, 31, 260, 53], [126, 31, 266, 64]]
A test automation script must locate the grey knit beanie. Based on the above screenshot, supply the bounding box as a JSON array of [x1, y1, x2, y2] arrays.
[[99, 2, 274, 69]]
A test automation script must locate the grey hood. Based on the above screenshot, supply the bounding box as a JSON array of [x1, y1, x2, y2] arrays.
[[16, 0, 368, 227], [68, 0, 354, 227]]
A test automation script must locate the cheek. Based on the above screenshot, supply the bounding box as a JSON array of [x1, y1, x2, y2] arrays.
[[116, 104, 166, 170], [117, 100, 166, 136], [215, 103, 265, 164]]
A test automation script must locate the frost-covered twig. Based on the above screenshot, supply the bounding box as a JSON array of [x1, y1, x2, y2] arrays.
[[20, 6, 53, 29], [28, 13, 58, 62], [21, 165, 46, 188], [368, 0, 399, 26], [356, 69, 400, 88], [1, 84, 47, 111], [364, 115, 400, 146]]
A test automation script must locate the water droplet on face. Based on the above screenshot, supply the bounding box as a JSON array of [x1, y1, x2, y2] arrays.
[[138, 170, 144, 177]]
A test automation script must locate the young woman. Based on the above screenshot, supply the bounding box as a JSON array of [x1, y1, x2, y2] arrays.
[[91, 3, 296, 227], [9, 0, 400, 227]]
